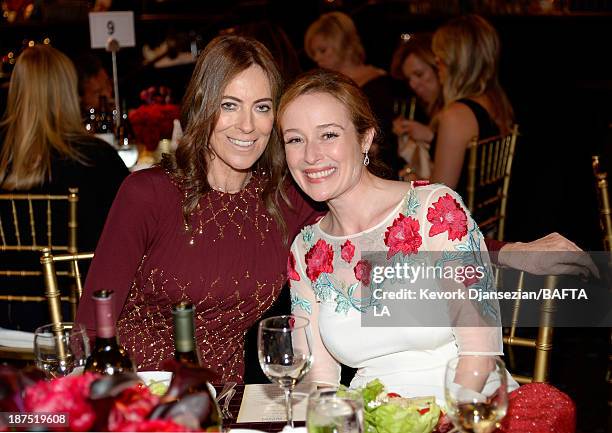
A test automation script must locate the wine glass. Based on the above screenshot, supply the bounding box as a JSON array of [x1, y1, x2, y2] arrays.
[[258, 315, 313, 427], [307, 387, 364, 433], [444, 355, 508, 433], [34, 322, 90, 378]]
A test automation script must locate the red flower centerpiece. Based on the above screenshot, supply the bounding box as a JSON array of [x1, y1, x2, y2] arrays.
[[0, 361, 219, 432], [426, 193, 468, 241], [305, 239, 334, 282], [129, 86, 180, 151], [384, 214, 422, 259]]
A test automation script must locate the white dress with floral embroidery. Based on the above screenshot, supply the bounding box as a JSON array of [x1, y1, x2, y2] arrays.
[[288, 182, 518, 402]]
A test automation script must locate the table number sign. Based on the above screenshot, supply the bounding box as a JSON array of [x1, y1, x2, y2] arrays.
[[89, 11, 135, 49]]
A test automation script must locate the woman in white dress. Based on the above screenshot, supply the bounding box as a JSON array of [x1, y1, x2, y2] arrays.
[[278, 69, 519, 402]]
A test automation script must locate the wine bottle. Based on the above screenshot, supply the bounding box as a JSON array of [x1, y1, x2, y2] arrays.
[[84, 290, 135, 375], [172, 301, 200, 366], [171, 302, 222, 430]]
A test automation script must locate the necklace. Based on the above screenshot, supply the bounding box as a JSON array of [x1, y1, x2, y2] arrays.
[[209, 172, 252, 194]]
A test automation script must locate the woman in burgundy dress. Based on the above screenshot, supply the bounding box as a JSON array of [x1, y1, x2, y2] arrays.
[[75, 35, 319, 381]]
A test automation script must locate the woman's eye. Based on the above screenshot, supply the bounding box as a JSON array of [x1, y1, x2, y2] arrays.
[[322, 132, 339, 140], [284, 137, 302, 144], [256, 104, 271, 113], [221, 102, 237, 111]]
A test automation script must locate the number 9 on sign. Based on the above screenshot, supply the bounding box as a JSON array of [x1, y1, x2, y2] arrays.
[[107, 20, 115, 35]]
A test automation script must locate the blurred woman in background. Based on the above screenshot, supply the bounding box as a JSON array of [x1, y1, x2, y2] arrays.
[[0, 44, 128, 330], [390, 33, 440, 179], [431, 14, 514, 193]]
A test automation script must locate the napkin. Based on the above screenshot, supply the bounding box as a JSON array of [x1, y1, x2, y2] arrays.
[[0, 328, 35, 349]]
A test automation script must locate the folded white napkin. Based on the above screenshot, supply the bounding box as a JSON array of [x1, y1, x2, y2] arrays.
[[0, 328, 35, 349]]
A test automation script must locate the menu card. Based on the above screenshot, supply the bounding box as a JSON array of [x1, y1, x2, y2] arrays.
[[236, 383, 311, 423]]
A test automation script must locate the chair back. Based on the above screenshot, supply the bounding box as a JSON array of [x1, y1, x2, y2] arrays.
[[592, 156, 612, 251], [40, 248, 94, 328], [0, 188, 79, 304], [466, 125, 519, 241], [591, 155, 612, 429], [495, 265, 556, 383]]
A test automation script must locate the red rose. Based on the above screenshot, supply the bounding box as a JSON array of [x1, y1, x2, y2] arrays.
[[114, 419, 199, 432], [384, 214, 422, 259], [305, 239, 334, 282], [354, 260, 372, 286], [341, 240, 355, 263], [287, 251, 300, 282], [427, 193, 468, 241], [108, 385, 160, 431], [24, 372, 98, 432]]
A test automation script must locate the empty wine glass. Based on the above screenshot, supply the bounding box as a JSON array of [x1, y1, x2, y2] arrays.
[[258, 315, 313, 427], [307, 387, 364, 433], [444, 355, 508, 433], [34, 322, 90, 378]]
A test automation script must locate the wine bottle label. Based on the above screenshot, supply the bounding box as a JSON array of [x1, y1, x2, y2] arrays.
[[94, 291, 115, 339]]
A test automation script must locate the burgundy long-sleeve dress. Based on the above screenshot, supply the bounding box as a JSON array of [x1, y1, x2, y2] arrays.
[[75, 167, 319, 381]]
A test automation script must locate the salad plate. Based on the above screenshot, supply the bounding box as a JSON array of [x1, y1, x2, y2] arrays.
[[137, 371, 216, 398]]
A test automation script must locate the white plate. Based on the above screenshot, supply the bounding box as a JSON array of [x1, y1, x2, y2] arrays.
[[137, 371, 216, 398], [229, 430, 268, 433]]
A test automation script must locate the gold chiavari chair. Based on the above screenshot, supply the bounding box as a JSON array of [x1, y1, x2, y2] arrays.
[[466, 125, 519, 241], [40, 248, 94, 330], [494, 265, 556, 384], [0, 188, 79, 361], [591, 155, 612, 424]]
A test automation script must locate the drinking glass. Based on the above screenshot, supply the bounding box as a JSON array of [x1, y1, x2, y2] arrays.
[[34, 322, 90, 378], [258, 315, 313, 427], [444, 355, 508, 433], [307, 387, 364, 433]]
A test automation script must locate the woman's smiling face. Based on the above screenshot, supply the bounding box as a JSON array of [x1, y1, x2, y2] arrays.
[[208, 65, 274, 172], [281, 91, 369, 203]]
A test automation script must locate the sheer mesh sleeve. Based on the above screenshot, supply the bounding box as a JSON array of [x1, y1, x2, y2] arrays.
[[420, 185, 503, 356], [289, 238, 341, 386]]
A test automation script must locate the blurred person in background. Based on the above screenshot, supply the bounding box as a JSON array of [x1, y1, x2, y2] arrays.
[[390, 33, 440, 180], [0, 44, 128, 331], [304, 11, 403, 175], [430, 14, 514, 194], [74, 52, 114, 114]]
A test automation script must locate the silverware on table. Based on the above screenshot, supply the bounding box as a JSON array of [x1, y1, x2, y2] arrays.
[[221, 388, 236, 420]]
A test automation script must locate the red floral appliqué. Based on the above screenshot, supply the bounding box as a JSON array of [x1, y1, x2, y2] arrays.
[[341, 240, 355, 263], [354, 260, 372, 286], [384, 214, 422, 259], [460, 265, 481, 287], [287, 251, 300, 282], [305, 239, 334, 282], [427, 193, 468, 241]]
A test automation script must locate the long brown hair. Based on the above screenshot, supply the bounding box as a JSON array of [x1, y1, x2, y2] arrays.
[[432, 14, 514, 134], [161, 35, 289, 239], [277, 69, 387, 179], [0, 44, 86, 189]]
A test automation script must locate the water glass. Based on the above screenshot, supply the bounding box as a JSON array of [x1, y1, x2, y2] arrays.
[[34, 322, 90, 378], [307, 388, 364, 433], [444, 355, 508, 433], [258, 315, 313, 427]]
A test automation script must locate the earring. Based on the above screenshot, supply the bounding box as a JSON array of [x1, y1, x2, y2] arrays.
[[363, 152, 370, 166]]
